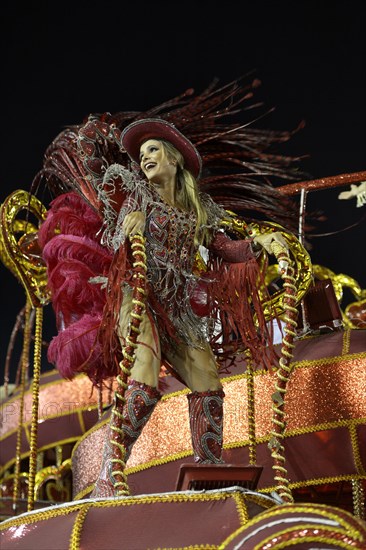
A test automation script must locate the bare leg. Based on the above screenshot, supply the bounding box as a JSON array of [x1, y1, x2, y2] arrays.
[[118, 289, 161, 388], [164, 340, 222, 392], [91, 292, 162, 497]]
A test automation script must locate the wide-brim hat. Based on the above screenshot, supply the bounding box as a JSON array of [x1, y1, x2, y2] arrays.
[[121, 118, 202, 179]]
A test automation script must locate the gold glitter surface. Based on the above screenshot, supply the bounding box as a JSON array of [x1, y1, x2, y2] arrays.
[[128, 395, 192, 467], [72, 424, 108, 497], [127, 354, 366, 459], [72, 353, 366, 497], [286, 357, 366, 429], [224, 379, 250, 441], [1, 374, 99, 437]]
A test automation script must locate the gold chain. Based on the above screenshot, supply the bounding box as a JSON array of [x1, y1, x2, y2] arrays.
[[12, 299, 32, 511], [27, 306, 43, 511]]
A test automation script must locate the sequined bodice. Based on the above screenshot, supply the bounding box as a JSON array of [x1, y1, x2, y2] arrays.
[[145, 199, 197, 314]]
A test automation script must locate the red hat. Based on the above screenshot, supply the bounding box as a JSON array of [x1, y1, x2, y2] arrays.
[[121, 118, 202, 178]]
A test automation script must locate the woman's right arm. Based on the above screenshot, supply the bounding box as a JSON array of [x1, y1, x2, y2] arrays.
[[99, 164, 153, 249]]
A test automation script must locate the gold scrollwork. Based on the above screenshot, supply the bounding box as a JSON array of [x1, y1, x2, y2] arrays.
[[34, 459, 72, 502], [221, 216, 313, 319], [0, 190, 50, 307]]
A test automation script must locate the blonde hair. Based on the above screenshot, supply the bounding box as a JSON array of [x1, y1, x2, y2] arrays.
[[159, 140, 209, 246]]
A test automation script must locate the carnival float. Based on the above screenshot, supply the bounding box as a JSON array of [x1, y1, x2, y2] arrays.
[[0, 79, 365, 548]]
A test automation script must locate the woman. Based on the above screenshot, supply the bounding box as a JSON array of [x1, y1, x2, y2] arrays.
[[88, 118, 287, 497]]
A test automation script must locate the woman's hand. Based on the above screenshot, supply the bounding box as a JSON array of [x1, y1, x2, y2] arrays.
[[122, 211, 146, 237], [253, 231, 288, 255]]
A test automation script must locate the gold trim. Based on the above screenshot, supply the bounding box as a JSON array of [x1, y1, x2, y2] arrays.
[[4, 349, 362, 445], [24, 424, 30, 444], [158, 546, 219, 549], [272, 416, 366, 440], [221, 417, 366, 452], [28, 305, 43, 511], [342, 328, 351, 355], [0, 403, 99, 442], [349, 422, 366, 475], [0, 501, 85, 529], [260, 473, 366, 493], [221, 502, 363, 542], [92, 491, 242, 507], [161, 388, 190, 401], [126, 449, 193, 475], [254, 526, 363, 550], [352, 478, 366, 520], [34, 459, 72, 495], [232, 492, 274, 524], [219, 501, 365, 548], [77, 410, 86, 434], [118, 418, 366, 481], [220, 350, 365, 378], [69, 503, 91, 550], [73, 484, 94, 501], [291, 350, 366, 370], [0, 437, 82, 476], [0, 491, 248, 531], [1, 372, 89, 408]]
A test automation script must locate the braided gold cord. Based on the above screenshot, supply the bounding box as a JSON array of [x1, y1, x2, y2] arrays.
[[27, 306, 43, 511], [268, 241, 299, 503], [109, 233, 148, 496], [12, 299, 32, 512], [352, 479, 365, 520], [245, 355, 257, 465], [69, 503, 91, 550]]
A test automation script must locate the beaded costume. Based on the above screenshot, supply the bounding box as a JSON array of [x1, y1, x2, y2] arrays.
[[95, 162, 261, 360], [34, 78, 305, 494], [35, 77, 302, 386]]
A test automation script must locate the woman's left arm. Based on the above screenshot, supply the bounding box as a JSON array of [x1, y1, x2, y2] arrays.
[[207, 231, 258, 263], [207, 230, 289, 262]]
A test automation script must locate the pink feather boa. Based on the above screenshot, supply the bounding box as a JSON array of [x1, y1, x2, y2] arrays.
[[39, 192, 113, 384]]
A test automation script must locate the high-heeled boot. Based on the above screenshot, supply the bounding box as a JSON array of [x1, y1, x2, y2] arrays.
[[187, 389, 225, 464], [91, 380, 161, 497]]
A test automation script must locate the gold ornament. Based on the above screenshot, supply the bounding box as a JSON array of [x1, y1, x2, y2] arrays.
[[221, 216, 312, 320], [0, 189, 49, 307]]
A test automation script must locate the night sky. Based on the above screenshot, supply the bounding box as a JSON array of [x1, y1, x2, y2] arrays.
[[1, 1, 365, 381]]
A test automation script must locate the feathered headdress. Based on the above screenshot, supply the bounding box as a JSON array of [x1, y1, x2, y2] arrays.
[[32, 76, 304, 231]]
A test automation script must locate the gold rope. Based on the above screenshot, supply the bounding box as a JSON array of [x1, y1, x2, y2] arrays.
[[69, 503, 91, 550], [268, 241, 299, 503], [12, 299, 32, 512], [351, 479, 365, 520], [109, 233, 148, 496], [27, 306, 43, 511], [245, 355, 256, 465]]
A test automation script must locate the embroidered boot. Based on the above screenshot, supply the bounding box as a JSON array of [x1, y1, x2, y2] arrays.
[[91, 380, 161, 497], [187, 389, 225, 464]]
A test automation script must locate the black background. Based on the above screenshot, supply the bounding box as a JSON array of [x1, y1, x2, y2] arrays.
[[1, 1, 365, 381]]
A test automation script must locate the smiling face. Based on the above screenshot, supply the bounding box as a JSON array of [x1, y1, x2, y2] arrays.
[[139, 139, 177, 185]]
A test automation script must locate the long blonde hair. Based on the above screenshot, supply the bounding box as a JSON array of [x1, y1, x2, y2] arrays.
[[160, 140, 209, 246]]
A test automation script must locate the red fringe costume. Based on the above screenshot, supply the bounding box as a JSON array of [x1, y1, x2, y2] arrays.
[[34, 77, 303, 387]]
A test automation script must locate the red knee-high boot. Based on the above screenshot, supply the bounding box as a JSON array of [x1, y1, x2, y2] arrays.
[[187, 389, 225, 464], [91, 380, 161, 497]]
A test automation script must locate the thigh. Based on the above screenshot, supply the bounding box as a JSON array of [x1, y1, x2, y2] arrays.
[[165, 341, 222, 392], [118, 289, 161, 388]]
